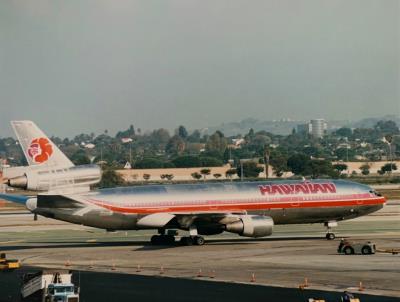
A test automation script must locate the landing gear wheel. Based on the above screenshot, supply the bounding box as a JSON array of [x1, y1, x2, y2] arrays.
[[326, 233, 335, 240], [151, 235, 175, 245], [193, 236, 205, 246], [180, 237, 194, 246]]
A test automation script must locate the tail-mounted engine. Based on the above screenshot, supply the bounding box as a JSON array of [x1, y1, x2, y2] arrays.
[[225, 215, 274, 238], [5, 164, 101, 191]]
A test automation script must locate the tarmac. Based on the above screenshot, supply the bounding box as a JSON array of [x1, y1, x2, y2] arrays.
[[0, 202, 399, 301]]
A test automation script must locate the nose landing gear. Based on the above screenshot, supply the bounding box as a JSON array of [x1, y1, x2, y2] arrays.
[[326, 233, 336, 240], [324, 221, 338, 240]]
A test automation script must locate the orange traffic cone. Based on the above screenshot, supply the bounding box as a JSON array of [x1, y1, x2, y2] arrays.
[[250, 273, 256, 282], [197, 269, 203, 277], [358, 281, 364, 291], [136, 264, 141, 272], [304, 277, 309, 288], [160, 265, 164, 275]]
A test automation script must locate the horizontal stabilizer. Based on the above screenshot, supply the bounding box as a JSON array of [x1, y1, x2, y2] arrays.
[[0, 193, 30, 205]]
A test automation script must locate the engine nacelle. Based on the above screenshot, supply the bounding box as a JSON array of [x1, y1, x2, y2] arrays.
[[6, 165, 101, 191], [225, 215, 274, 238], [197, 224, 224, 236]]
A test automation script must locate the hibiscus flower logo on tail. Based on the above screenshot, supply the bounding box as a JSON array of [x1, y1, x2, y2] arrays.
[[27, 138, 53, 164]]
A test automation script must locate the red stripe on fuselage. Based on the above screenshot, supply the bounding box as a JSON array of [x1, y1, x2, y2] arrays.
[[88, 197, 385, 214]]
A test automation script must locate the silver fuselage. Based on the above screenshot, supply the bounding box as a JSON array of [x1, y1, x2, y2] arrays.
[[32, 179, 385, 231]]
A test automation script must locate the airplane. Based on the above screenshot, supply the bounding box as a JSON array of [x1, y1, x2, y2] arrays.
[[0, 121, 386, 246]]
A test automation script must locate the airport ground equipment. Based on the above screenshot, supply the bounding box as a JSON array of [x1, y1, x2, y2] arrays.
[[21, 270, 79, 302], [0, 252, 20, 271], [337, 240, 376, 255]]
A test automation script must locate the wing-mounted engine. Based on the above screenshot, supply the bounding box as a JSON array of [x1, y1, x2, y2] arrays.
[[4, 164, 101, 191], [225, 215, 274, 238]]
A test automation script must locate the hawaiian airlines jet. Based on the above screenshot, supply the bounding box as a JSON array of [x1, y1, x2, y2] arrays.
[[0, 121, 386, 246]]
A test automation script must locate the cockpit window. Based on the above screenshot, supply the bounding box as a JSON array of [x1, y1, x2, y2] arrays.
[[369, 190, 382, 197]]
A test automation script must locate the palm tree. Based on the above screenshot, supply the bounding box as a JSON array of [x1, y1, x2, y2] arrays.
[[200, 168, 211, 180]]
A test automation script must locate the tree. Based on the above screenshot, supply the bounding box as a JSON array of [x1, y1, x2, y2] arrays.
[[309, 160, 338, 178], [165, 135, 185, 155], [374, 120, 399, 135], [135, 158, 166, 169], [247, 134, 271, 149], [161, 174, 174, 181], [165, 174, 174, 181], [70, 149, 91, 165], [173, 156, 202, 168], [206, 131, 227, 153], [334, 148, 355, 161], [335, 127, 352, 138], [200, 156, 223, 167], [213, 173, 222, 179], [99, 168, 124, 188], [333, 163, 348, 173], [116, 125, 135, 138], [245, 128, 255, 141], [360, 164, 370, 175], [187, 130, 201, 143], [177, 125, 188, 139], [225, 168, 237, 180], [200, 168, 211, 180], [379, 163, 398, 175], [287, 154, 311, 176], [191, 172, 202, 180], [269, 153, 287, 177], [150, 128, 170, 149], [237, 162, 263, 178]]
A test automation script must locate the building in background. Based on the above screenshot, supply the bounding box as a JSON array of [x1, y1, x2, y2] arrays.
[[296, 119, 327, 138], [310, 119, 327, 138], [297, 123, 312, 135]]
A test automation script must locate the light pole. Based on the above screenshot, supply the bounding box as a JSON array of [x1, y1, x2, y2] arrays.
[[240, 160, 244, 181], [385, 135, 393, 175], [264, 146, 270, 179]]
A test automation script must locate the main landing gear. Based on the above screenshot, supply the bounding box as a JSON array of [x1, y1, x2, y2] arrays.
[[150, 234, 175, 245], [324, 221, 338, 240], [180, 235, 205, 246], [150, 226, 206, 246], [150, 234, 205, 246]]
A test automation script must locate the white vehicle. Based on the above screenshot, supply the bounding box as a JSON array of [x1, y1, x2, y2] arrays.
[[21, 270, 79, 302]]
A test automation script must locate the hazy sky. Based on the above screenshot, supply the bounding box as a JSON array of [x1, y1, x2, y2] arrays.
[[0, 0, 399, 137]]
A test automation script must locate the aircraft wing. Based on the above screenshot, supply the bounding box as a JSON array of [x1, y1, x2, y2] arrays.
[[137, 211, 243, 229], [33, 194, 246, 229]]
